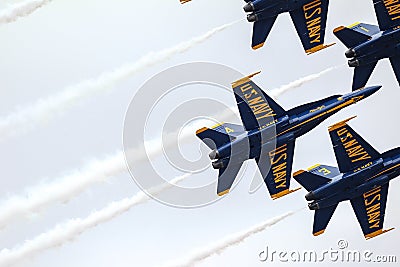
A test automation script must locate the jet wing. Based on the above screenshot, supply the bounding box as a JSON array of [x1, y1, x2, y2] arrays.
[[256, 141, 300, 199], [328, 117, 381, 173], [251, 16, 278, 50], [389, 55, 400, 85], [350, 183, 394, 239], [289, 0, 334, 54], [352, 62, 378, 90], [373, 0, 400, 31], [231, 72, 286, 131], [217, 162, 244, 196]]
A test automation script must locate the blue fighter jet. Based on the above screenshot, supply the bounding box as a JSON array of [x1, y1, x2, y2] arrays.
[[196, 72, 381, 199], [243, 0, 335, 53], [334, 0, 400, 90], [294, 117, 398, 239], [180, 0, 335, 54]]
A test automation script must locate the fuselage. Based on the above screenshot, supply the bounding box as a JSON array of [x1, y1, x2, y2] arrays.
[[211, 86, 380, 169], [307, 148, 400, 210], [347, 28, 400, 67]]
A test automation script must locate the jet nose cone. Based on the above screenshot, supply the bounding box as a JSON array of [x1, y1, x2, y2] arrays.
[[363, 85, 382, 97], [243, 2, 254, 12]]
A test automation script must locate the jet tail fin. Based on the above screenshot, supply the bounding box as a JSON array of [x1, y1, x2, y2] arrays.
[[293, 169, 332, 192], [333, 23, 373, 48]]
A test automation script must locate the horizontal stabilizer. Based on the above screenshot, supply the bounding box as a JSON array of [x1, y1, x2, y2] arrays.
[[333, 24, 372, 48], [313, 204, 338, 236], [352, 62, 378, 90], [293, 169, 332, 191], [252, 17, 277, 50], [196, 127, 233, 149], [217, 162, 244, 196]]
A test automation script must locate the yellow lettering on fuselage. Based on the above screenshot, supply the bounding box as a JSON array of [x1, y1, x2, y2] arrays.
[[354, 162, 373, 173], [303, 0, 322, 44], [336, 127, 372, 163], [383, 0, 400, 21], [269, 144, 288, 189], [310, 105, 325, 113], [363, 187, 382, 229]]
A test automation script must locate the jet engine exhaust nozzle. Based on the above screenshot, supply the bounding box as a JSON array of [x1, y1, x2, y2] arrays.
[[348, 58, 360, 67], [209, 149, 220, 160], [345, 49, 356, 58], [212, 160, 224, 169], [247, 13, 257, 22], [243, 2, 254, 12], [305, 191, 316, 201], [308, 202, 319, 210]]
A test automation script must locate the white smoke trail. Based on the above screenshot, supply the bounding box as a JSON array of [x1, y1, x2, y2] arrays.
[[161, 211, 295, 267], [0, 20, 240, 140], [0, 151, 126, 229], [0, 174, 189, 267], [0, 0, 51, 24], [269, 66, 339, 98], [0, 66, 336, 229], [178, 66, 339, 137]]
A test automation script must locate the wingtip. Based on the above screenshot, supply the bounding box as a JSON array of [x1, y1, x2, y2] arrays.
[[217, 189, 230, 196], [333, 26, 346, 33], [306, 43, 336, 55], [293, 170, 306, 177], [365, 228, 395, 240], [231, 71, 261, 87], [196, 127, 208, 135], [313, 229, 326, 236], [271, 188, 301, 200], [252, 42, 265, 50], [328, 116, 357, 132]]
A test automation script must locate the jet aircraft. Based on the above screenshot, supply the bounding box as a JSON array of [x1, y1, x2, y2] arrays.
[[180, 0, 335, 54], [243, 0, 334, 53], [334, 0, 400, 90], [294, 117, 398, 239], [196, 72, 381, 199]]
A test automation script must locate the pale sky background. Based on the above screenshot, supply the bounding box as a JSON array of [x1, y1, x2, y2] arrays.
[[0, 0, 399, 266]]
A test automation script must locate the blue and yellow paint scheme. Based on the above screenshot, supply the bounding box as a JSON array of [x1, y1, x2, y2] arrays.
[[334, 0, 400, 90], [196, 72, 381, 199], [294, 117, 399, 239], [243, 0, 334, 53], [180, 0, 334, 54]]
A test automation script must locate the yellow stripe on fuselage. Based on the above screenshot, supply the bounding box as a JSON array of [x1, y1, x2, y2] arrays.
[[277, 99, 354, 136]]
